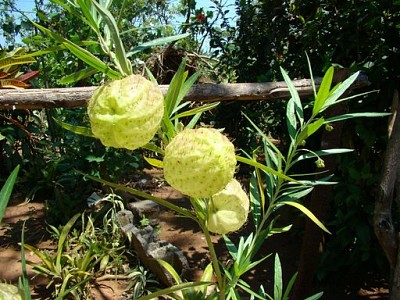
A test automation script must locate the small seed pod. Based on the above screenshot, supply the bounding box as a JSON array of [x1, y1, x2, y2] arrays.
[[88, 75, 164, 150], [207, 179, 249, 234], [163, 128, 236, 198]]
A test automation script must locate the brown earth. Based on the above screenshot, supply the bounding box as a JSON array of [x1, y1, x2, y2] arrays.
[[0, 178, 390, 300]]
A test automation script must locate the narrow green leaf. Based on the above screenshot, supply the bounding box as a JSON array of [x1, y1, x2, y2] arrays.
[[250, 171, 261, 228], [237, 156, 300, 184], [52, 117, 94, 137], [223, 235, 238, 260], [32, 21, 121, 79], [294, 149, 353, 162], [91, 0, 132, 76], [141, 143, 165, 155], [304, 292, 324, 300], [325, 112, 391, 123], [199, 263, 213, 294], [166, 60, 188, 116], [278, 187, 314, 202], [280, 67, 304, 125], [59, 67, 98, 84], [81, 173, 196, 220], [185, 112, 202, 129], [296, 118, 324, 145], [274, 254, 283, 300], [56, 213, 81, 271], [280, 201, 331, 233], [157, 259, 182, 284], [321, 71, 360, 111], [127, 33, 191, 57], [144, 157, 163, 168], [20, 221, 31, 300], [0, 165, 19, 223], [286, 98, 297, 142], [19, 41, 99, 58], [170, 102, 220, 120], [283, 273, 298, 300], [313, 66, 334, 116]]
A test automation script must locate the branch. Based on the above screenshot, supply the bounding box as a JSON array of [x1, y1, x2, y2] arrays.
[[0, 76, 369, 110]]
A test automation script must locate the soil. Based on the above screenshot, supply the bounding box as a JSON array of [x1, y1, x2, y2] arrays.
[[0, 173, 390, 300]]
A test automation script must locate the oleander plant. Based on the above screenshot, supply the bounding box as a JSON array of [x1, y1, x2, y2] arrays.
[[22, 0, 389, 299]]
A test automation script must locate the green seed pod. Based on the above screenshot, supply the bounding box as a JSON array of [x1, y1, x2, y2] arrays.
[[88, 75, 164, 150], [207, 179, 249, 234], [163, 128, 236, 198]]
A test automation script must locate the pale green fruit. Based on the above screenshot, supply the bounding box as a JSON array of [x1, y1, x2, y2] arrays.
[[163, 128, 236, 198], [0, 283, 22, 300], [207, 179, 249, 234], [88, 75, 164, 150]]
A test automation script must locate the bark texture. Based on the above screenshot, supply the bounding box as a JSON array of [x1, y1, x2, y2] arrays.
[[0, 77, 369, 110], [373, 89, 400, 300]]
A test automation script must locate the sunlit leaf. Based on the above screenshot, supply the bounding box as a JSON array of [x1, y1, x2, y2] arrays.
[[286, 98, 297, 142], [32, 21, 121, 79], [325, 112, 391, 123], [0, 165, 19, 223], [280, 201, 331, 233], [59, 67, 98, 84], [127, 33, 191, 57], [321, 71, 360, 111], [296, 118, 324, 145], [143, 157, 163, 168], [313, 66, 334, 116], [280, 67, 304, 125], [52, 117, 94, 137], [170, 102, 220, 120]]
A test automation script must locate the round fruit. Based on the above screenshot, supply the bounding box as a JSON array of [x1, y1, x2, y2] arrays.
[[163, 128, 236, 198], [88, 75, 164, 150], [207, 179, 249, 234]]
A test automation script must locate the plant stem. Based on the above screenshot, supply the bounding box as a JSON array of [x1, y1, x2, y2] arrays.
[[201, 222, 225, 300]]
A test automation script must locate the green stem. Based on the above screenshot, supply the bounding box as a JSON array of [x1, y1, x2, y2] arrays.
[[201, 222, 225, 300]]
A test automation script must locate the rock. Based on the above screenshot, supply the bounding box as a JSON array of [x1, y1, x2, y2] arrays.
[[127, 200, 160, 225], [117, 212, 189, 287]]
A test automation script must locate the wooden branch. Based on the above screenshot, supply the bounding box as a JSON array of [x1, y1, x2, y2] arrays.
[[0, 76, 370, 110], [374, 88, 400, 272]]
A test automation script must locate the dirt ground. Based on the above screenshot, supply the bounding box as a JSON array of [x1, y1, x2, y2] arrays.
[[0, 179, 390, 300]]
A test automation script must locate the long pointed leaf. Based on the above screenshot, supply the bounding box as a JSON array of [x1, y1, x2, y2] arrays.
[[325, 112, 391, 123], [280, 67, 304, 125], [127, 33, 191, 57], [52, 117, 94, 137], [280, 201, 331, 233], [321, 71, 360, 111], [313, 66, 334, 116], [236, 156, 300, 184], [0, 165, 19, 223], [91, 0, 132, 76], [274, 254, 283, 300], [32, 21, 121, 79]]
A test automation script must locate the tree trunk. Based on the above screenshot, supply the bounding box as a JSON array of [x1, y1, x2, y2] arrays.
[[373, 88, 400, 300]]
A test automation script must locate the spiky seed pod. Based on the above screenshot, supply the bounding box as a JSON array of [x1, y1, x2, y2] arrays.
[[88, 75, 164, 150], [207, 179, 249, 234], [163, 128, 236, 198]]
